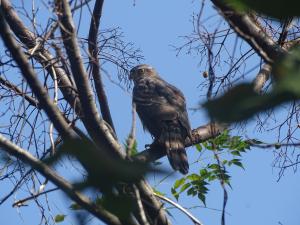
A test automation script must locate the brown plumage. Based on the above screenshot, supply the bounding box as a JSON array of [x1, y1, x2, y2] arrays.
[[129, 64, 192, 174]]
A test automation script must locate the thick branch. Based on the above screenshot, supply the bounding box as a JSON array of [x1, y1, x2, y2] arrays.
[[134, 123, 226, 163], [56, 0, 124, 158], [211, 0, 286, 63], [252, 23, 297, 93], [88, 0, 115, 132], [0, 134, 123, 225]]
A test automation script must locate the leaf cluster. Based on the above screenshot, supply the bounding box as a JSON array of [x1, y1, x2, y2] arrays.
[[171, 131, 250, 205]]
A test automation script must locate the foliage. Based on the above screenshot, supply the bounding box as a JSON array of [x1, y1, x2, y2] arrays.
[[171, 131, 250, 205], [54, 214, 66, 223]]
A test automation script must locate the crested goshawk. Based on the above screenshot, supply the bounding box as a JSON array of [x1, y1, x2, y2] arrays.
[[130, 64, 192, 174]]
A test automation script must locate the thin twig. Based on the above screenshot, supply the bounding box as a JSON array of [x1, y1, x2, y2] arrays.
[[13, 187, 59, 208], [154, 193, 204, 225]]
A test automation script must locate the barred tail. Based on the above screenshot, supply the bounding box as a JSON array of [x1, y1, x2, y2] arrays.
[[159, 125, 189, 174]]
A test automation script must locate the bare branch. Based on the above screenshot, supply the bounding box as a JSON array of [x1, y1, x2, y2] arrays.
[[210, 0, 286, 63], [56, 0, 124, 158], [88, 0, 116, 132], [0, 76, 40, 108], [1, 0, 79, 111], [0, 11, 75, 140], [154, 193, 204, 225], [13, 187, 59, 208]]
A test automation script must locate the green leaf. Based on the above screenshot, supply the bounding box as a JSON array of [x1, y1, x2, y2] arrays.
[[231, 150, 241, 156], [229, 159, 245, 169], [226, 0, 300, 19], [198, 193, 206, 206], [55, 214, 66, 223], [171, 188, 179, 201], [208, 164, 220, 170], [200, 168, 209, 177], [180, 183, 191, 193], [152, 188, 165, 196], [174, 177, 186, 189], [195, 144, 202, 152], [69, 203, 82, 210], [187, 188, 197, 196], [247, 139, 264, 145], [208, 175, 217, 181], [187, 173, 200, 181]]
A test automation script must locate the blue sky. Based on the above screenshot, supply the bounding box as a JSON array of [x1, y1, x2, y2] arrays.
[[2, 0, 300, 225]]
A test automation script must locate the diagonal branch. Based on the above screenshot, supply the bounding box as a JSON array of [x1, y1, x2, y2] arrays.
[[210, 0, 286, 63], [88, 0, 115, 132], [154, 193, 204, 225], [0, 76, 40, 109], [56, 0, 124, 158], [0, 134, 123, 225]]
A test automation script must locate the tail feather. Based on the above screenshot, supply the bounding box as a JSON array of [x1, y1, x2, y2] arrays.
[[159, 124, 189, 174]]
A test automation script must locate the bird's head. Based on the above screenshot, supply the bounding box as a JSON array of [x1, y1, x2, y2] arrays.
[[129, 64, 157, 82]]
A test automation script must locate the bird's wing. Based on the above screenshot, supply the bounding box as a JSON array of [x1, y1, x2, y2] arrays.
[[154, 77, 192, 136], [133, 76, 191, 135]]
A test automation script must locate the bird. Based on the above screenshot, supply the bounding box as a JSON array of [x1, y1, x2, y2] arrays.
[[129, 64, 192, 174]]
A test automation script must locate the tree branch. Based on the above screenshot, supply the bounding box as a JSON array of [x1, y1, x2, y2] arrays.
[[154, 193, 204, 225], [0, 76, 40, 109], [56, 0, 124, 158], [88, 0, 115, 132], [13, 187, 59, 208], [0, 134, 123, 225], [134, 122, 227, 163], [0, 10, 76, 140], [137, 180, 171, 225], [253, 63, 272, 93], [1, 0, 80, 116], [210, 0, 286, 63]]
